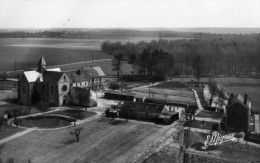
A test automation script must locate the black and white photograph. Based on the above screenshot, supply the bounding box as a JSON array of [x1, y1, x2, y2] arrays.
[[0, 0, 260, 162]]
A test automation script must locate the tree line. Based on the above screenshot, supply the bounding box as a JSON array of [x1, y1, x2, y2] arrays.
[[102, 34, 260, 80]]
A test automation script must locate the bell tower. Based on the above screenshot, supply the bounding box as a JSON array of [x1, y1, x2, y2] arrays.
[[38, 56, 46, 73]]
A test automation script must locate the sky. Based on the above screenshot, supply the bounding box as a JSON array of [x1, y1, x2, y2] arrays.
[[0, 0, 259, 29]]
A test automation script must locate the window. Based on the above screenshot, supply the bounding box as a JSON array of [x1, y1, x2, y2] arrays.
[[62, 85, 68, 92], [22, 85, 25, 93], [64, 76, 66, 81], [92, 78, 94, 83]]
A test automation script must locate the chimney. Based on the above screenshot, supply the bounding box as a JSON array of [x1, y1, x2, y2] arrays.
[[244, 94, 248, 105], [228, 93, 233, 105]]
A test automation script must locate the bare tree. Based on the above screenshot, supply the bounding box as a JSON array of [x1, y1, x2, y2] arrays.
[[69, 127, 83, 142], [192, 55, 204, 84]]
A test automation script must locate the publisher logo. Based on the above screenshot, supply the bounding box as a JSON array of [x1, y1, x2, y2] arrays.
[[204, 132, 235, 146]]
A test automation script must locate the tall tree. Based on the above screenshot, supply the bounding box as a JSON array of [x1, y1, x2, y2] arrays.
[[128, 54, 137, 80], [192, 55, 204, 84], [112, 53, 124, 78]]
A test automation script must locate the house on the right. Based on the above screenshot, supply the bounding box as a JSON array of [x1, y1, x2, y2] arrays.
[[226, 94, 254, 133]]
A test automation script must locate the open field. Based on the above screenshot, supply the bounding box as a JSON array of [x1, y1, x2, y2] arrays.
[[0, 90, 17, 100], [170, 77, 260, 84], [133, 91, 196, 106], [221, 85, 260, 113], [0, 46, 110, 73], [0, 118, 167, 163], [171, 77, 260, 112], [0, 37, 181, 73], [0, 126, 24, 140], [0, 81, 17, 90], [134, 87, 194, 98]]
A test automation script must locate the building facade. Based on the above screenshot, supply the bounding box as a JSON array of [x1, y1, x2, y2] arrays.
[[226, 94, 253, 133], [18, 56, 105, 106]]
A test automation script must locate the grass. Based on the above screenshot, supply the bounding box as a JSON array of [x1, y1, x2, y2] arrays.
[[0, 126, 24, 140], [184, 120, 219, 130], [152, 81, 190, 91], [134, 87, 194, 98], [0, 118, 164, 163], [133, 91, 196, 105], [0, 90, 17, 100], [0, 81, 17, 90], [170, 77, 260, 84]]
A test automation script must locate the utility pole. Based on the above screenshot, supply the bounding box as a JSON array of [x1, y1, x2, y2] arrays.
[[92, 52, 94, 67]]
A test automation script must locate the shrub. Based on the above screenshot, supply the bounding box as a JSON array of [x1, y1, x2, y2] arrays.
[[235, 132, 245, 138], [89, 99, 97, 107], [109, 82, 120, 91]]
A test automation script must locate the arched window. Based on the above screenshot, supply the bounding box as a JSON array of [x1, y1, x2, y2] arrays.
[[64, 76, 66, 81]]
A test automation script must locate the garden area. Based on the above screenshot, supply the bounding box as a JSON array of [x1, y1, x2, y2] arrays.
[[0, 118, 166, 163], [184, 120, 220, 130], [152, 81, 190, 91]]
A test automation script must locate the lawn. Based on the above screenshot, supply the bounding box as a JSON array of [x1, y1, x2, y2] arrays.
[[0, 90, 17, 100], [0, 118, 165, 163], [0, 126, 24, 140], [0, 81, 17, 90], [134, 87, 194, 98], [184, 120, 219, 130], [133, 90, 196, 106]]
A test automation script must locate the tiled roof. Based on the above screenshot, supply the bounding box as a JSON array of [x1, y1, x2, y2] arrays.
[[23, 71, 41, 83], [65, 66, 104, 83], [92, 66, 105, 76], [46, 68, 61, 72], [42, 71, 64, 83]]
